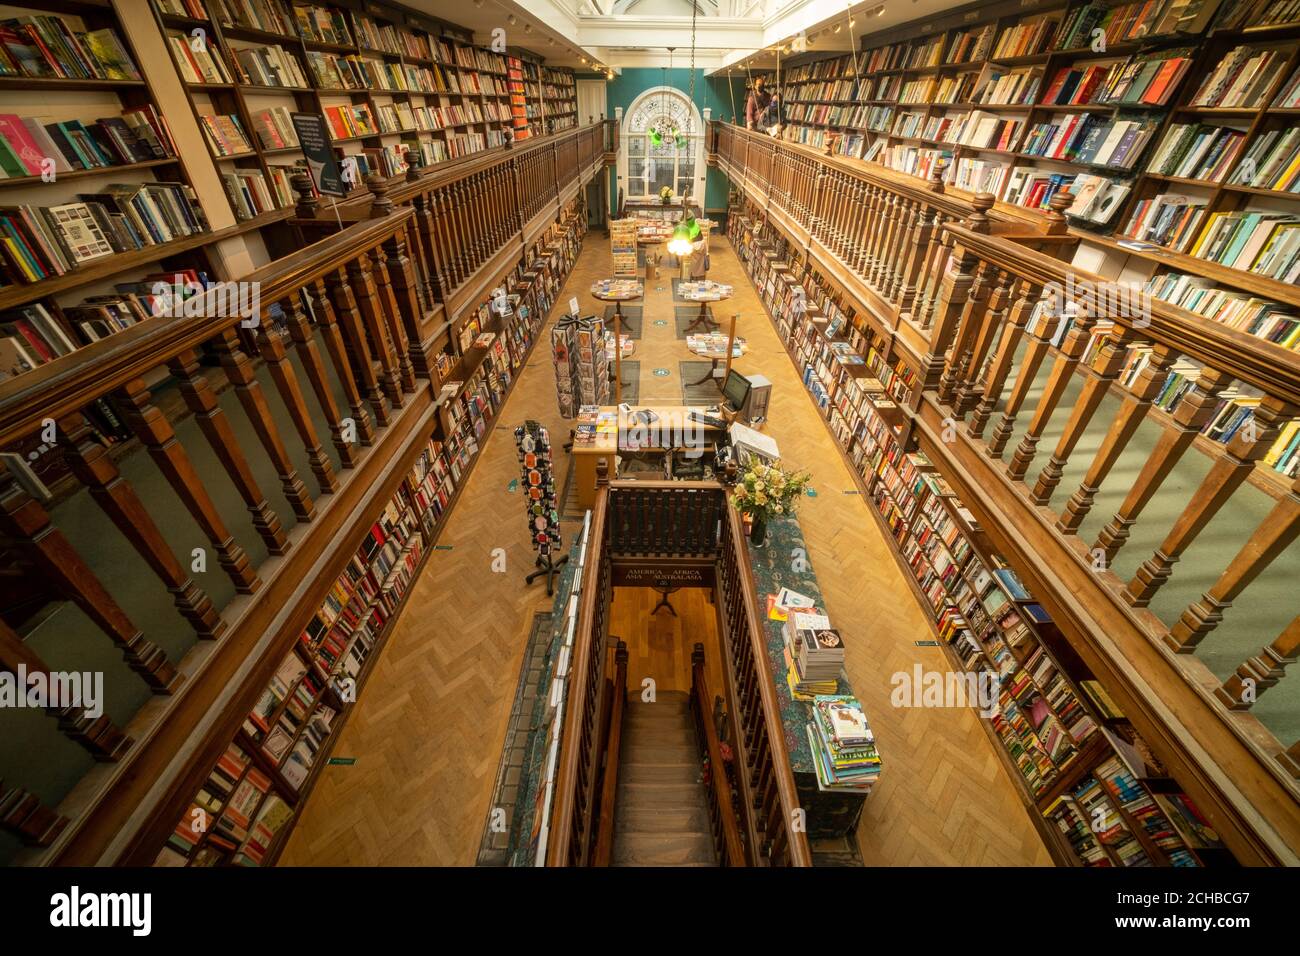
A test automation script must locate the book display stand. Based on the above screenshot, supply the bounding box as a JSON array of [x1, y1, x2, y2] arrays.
[[515, 420, 566, 595]]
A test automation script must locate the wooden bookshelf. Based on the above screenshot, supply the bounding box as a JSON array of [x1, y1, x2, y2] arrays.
[[726, 198, 1240, 867], [755, 0, 1300, 350]]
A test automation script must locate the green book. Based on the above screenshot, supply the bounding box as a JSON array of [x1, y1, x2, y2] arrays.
[[0, 135, 25, 178]]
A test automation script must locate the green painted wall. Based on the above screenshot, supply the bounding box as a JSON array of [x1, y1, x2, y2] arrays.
[[581, 68, 743, 214]]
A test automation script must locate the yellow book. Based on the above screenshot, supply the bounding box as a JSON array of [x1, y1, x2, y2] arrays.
[[1189, 212, 1226, 258]]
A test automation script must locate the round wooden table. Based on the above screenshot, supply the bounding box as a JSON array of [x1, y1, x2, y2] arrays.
[[686, 333, 747, 386], [678, 281, 732, 334], [590, 279, 643, 401]]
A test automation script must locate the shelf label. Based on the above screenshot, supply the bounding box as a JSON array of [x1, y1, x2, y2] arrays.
[[328, 757, 357, 766]]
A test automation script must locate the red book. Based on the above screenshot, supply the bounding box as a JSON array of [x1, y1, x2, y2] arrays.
[[1042, 67, 1071, 104], [1142, 58, 1189, 106], [0, 113, 48, 174]]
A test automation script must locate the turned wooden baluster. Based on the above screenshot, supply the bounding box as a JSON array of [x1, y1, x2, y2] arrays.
[[938, 259, 995, 408], [954, 267, 1013, 416], [1007, 308, 1099, 483], [1126, 397, 1296, 607], [252, 312, 338, 495], [854, 180, 872, 277], [279, 295, 357, 469], [1030, 325, 1136, 505], [897, 201, 935, 319], [411, 189, 442, 304], [310, 278, 375, 447], [921, 229, 983, 393], [367, 246, 417, 393], [0, 616, 132, 760], [986, 290, 1058, 460], [0, 468, 181, 693], [382, 225, 433, 383], [433, 188, 458, 289], [57, 413, 224, 638], [347, 253, 404, 408], [441, 185, 463, 284], [166, 349, 289, 553], [1165, 474, 1300, 653], [915, 214, 956, 331], [883, 195, 911, 302], [326, 267, 390, 427], [1216, 614, 1300, 710], [0, 779, 68, 847], [968, 279, 1033, 440], [861, 185, 882, 281], [1058, 344, 1179, 534], [115, 377, 259, 593], [1094, 369, 1231, 564], [211, 328, 317, 521]]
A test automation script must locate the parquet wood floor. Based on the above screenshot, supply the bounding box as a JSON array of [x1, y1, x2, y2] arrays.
[[279, 233, 1052, 867]]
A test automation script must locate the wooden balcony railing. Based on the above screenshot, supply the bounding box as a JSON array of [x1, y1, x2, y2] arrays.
[[592, 639, 628, 867], [0, 207, 435, 862], [689, 642, 746, 867], [0, 120, 613, 866], [711, 119, 1300, 864]]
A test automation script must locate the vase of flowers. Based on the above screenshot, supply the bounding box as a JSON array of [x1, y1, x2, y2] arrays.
[[731, 461, 811, 548], [659, 185, 673, 205]]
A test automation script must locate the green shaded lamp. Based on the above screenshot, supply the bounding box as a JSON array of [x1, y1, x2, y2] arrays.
[[667, 219, 693, 258], [650, 126, 663, 147]]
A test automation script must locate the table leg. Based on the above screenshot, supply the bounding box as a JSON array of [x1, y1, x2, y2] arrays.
[[687, 358, 718, 386], [683, 303, 718, 334]]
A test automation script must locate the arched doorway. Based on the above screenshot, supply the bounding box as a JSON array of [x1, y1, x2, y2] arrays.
[[619, 86, 706, 207]]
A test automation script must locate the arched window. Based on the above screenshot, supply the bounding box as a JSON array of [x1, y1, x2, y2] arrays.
[[620, 87, 704, 203]]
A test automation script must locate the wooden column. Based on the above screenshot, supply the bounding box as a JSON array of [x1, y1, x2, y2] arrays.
[[1030, 324, 1133, 504], [280, 296, 357, 470], [167, 349, 290, 552], [1095, 369, 1230, 563], [311, 277, 375, 447], [1126, 397, 1294, 606], [1058, 344, 1177, 534], [1165, 476, 1300, 652], [116, 377, 260, 594], [57, 413, 224, 639], [252, 318, 338, 496], [0, 617, 133, 761], [211, 328, 316, 521], [0, 469, 181, 693]]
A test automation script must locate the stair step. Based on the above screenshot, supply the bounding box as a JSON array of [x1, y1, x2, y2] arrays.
[[623, 708, 690, 724], [619, 761, 700, 785], [616, 782, 708, 807], [612, 831, 717, 866], [616, 802, 712, 834], [621, 742, 698, 764]]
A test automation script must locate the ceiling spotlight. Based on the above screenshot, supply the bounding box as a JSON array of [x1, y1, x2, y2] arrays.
[[875, 3, 886, 15], [507, 14, 516, 24], [547, 38, 554, 45], [834, 23, 841, 32], [580, 56, 587, 63], [524, 23, 532, 32]]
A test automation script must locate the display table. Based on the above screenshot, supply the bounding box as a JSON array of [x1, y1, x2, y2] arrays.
[[677, 280, 732, 333], [591, 278, 642, 333], [686, 333, 747, 386], [744, 515, 869, 841], [570, 405, 726, 510]]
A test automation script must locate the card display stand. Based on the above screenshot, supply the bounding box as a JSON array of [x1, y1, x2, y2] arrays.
[[515, 420, 567, 595], [610, 218, 638, 276], [550, 313, 610, 418]]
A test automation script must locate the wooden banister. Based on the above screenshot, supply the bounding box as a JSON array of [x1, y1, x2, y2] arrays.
[[546, 462, 612, 866], [717, 500, 813, 867], [592, 640, 628, 867], [690, 642, 746, 867]]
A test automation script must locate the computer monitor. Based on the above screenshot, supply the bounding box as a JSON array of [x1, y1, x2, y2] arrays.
[[722, 369, 751, 412]]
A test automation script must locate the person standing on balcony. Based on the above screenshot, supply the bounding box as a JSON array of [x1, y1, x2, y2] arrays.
[[746, 76, 773, 131]]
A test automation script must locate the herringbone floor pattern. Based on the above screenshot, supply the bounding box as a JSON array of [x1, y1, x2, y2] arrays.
[[279, 231, 1051, 867]]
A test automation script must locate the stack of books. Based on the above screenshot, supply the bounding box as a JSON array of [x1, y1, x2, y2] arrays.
[[785, 610, 846, 700], [806, 694, 881, 793]]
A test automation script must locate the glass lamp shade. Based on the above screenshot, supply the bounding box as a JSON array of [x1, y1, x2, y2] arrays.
[[650, 128, 663, 147], [667, 221, 693, 257]]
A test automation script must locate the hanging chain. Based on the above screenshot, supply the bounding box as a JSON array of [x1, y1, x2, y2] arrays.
[[686, 1, 697, 136]]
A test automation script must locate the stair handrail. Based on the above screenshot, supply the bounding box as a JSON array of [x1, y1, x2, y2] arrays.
[[719, 499, 813, 866], [546, 461, 612, 866], [690, 643, 747, 866], [592, 640, 628, 866]]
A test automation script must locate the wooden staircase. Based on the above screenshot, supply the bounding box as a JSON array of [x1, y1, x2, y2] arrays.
[[611, 691, 717, 867]]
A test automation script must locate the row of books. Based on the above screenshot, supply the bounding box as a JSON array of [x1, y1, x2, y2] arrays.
[[0, 107, 173, 179], [1145, 272, 1300, 350], [0, 268, 208, 378], [1021, 113, 1161, 169], [166, 30, 232, 84], [0, 14, 139, 81], [221, 166, 293, 220], [0, 183, 207, 285]]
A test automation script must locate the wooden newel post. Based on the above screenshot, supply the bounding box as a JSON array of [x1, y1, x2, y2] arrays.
[[596, 457, 610, 486], [929, 161, 947, 194], [406, 152, 422, 183], [967, 192, 994, 234], [1044, 189, 1072, 235], [366, 172, 394, 217], [292, 171, 318, 218]]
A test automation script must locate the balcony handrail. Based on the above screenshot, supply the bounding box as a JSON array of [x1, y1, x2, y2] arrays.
[[941, 222, 1300, 407], [0, 210, 415, 449]]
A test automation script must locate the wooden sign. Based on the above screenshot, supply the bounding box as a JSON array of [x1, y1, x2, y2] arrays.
[[611, 562, 716, 589]]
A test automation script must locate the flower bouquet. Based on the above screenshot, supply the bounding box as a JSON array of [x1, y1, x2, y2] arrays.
[[659, 185, 673, 205], [731, 460, 811, 546]]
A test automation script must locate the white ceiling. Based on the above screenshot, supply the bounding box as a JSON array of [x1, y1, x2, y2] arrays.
[[404, 0, 957, 71]]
